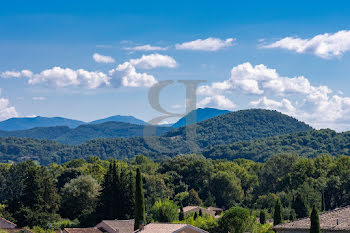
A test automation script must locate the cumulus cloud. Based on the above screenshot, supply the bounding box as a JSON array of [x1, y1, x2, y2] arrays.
[[198, 95, 236, 110], [92, 53, 115, 63], [0, 70, 33, 78], [129, 54, 177, 69], [2, 67, 110, 89], [0, 95, 18, 121], [262, 30, 350, 59], [197, 62, 350, 131], [124, 44, 168, 51], [1, 54, 176, 90], [109, 62, 157, 88], [175, 37, 235, 51]]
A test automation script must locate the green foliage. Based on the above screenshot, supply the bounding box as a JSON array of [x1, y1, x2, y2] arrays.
[[179, 204, 184, 221], [151, 199, 178, 223], [310, 206, 320, 233], [0, 109, 313, 165], [292, 193, 309, 219], [60, 175, 100, 220], [134, 168, 145, 230], [273, 198, 283, 226], [218, 207, 255, 233], [260, 210, 267, 224]]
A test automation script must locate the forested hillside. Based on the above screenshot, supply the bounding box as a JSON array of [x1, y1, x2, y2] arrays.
[[0, 122, 172, 145], [172, 108, 230, 128], [166, 109, 313, 148], [203, 129, 350, 162], [0, 109, 316, 164]]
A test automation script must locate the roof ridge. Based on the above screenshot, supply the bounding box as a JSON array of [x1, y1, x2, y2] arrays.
[[0, 216, 17, 226]]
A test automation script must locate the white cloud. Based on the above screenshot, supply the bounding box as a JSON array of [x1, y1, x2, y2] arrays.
[[0, 97, 18, 121], [175, 37, 235, 51], [198, 62, 350, 131], [250, 97, 296, 114], [0, 70, 33, 78], [1, 54, 176, 90], [262, 30, 350, 59], [109, 62, 157, 88], [2, 67, 110, 89], [32, 97, 46, 101], [108, 53, 177, 88], [92, 53, 115, 63], [124, 44, 168, 51], [129, 54, 177, 69], [198, 95, 235, 110]]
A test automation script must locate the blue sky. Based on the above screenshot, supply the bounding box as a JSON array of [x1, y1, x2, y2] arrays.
[[1, 0, 350, 130]]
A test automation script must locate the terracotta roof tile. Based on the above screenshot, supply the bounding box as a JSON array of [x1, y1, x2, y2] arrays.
[[274, 206, 350, 231], [135, 223, 208, 233]]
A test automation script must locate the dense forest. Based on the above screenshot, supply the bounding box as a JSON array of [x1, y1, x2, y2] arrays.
[[0, 122, 172, 145], [203, 129, 350, 162], [0, 153, 349, 232], [0, 109, 315, 164]]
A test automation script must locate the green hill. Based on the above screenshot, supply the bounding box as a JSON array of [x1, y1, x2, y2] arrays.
[[0, 109, 316, 165], [203, 129, 350, 162]]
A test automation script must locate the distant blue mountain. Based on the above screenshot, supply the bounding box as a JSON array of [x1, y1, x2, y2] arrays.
[[0, 116, 85, 131], [89, 115, 146, 125], [172, 108, 230, 128]]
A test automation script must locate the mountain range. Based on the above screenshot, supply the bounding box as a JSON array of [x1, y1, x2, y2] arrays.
[[0, 109, 316, 165], [0, 108, 228, 132]]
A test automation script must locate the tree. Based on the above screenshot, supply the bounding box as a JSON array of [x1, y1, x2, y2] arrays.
[[210, 171, 243, 209], [151, 199, 178, 223], [310, 206, 320, 233], [292, 193, 309, 219], [194, 212, 198, 220], [179, 204, 184, 221], [134, 168, 145, 230], [98, 162, 134, 223], [199, 209, 203, 217], [260, 210, 267, 224], [60, 175, 100, 220], [274, 198, 283, 226], [218, 207, 254, 233], [188, 189, 203, 206]]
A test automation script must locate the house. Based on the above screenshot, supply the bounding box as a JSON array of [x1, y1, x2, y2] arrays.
[[182, 206, 215, 217], [95, 219, 134, 233], [134, 223, 208, 233], [63, 228, 103, 233], [207, 207, 223, 216], [0, 217, 33, 233], [274, 206, 350, 233]]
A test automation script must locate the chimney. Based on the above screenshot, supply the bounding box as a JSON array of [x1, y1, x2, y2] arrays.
[[139, 221, 145, 230], [336, 219, 339, 225]]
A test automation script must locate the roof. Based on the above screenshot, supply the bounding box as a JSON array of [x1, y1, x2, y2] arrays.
[[207, 207, 223, 211], [134, 223, 208, 233], [64, 228, 102, 233], [99, 219, 134, 232], [0, 216, 17, 228], [274, 206, 350, 231]]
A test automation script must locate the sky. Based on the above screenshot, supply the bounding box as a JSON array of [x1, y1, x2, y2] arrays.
[[1, 0, 350, 130]]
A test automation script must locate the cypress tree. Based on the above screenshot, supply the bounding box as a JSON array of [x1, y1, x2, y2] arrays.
[[194, 211, 198, 220], [274, 198, 283, 226], [134, 168, 145, 230], [260, 210, 267, 224], [292, 193, 309, 219], [199, 209, 203, 217], [179, 205, 184, 221], [310, 205, 321, 233]]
